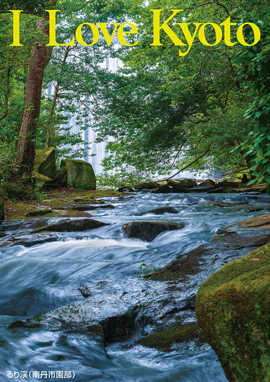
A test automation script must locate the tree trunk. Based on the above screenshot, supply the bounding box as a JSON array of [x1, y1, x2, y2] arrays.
[[16, 16, 50, 174]]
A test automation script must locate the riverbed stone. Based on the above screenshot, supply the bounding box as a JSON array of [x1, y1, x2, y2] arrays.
[[139, 207, 179, 216], [226, 213, 270, 229], [217, 180, 240, 189], [123, 221, 184, 242], [168, 179, 197, 192], [0, 186, 4, 220], [61, 159, 96, 190], [198, 179, 216, 188], [196, 243, 270, 382], [32, 218, 109, 233], [34, 147, 56, 179], [137, 322, 203, 351], [134, 181, 158, 190], [9, 299, 140, 341]]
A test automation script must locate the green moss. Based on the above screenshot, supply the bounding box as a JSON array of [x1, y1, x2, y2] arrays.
[[196, 243, 270, 382], [137, 322, 202, 351]]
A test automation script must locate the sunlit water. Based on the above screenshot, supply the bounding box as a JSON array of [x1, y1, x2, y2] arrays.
[[1, 192, 270, 382]]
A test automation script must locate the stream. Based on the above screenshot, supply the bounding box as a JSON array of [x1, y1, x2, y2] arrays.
[[1, 191, 270, 382]]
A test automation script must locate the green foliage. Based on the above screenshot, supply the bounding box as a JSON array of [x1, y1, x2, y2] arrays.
[[90, 0, 266, 177], [234, 8, 270, 187], [137, 260, 157, 279], [96, 172, 145, 188]]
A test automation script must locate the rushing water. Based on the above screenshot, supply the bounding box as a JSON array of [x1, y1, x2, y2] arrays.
[[1, 191, 270, 382]]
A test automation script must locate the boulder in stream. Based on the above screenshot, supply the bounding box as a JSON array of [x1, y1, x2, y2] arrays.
[[226, 213, 270, 229], [168, 179, 197, 192], [123, 221, 184, 241], [139, 207, 179, 215], [196, 242, 270, 382], [134, 181, 158, 190], [32, 218, 109, 232]]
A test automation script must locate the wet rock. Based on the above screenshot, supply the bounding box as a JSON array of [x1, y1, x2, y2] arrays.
[[139, 207, 179, 216], [123, 221, 184, 242], [0, 186, 4, 221], [168, 179, 197, 192], [117, 186, 134, 192], [26, 207, 53, 217], [61, 159, 96, 190], [32, 218, 109, 233], [210, 187, 224, 193], [198, 179, 216, 188], [137, 322, 203, 352], [34, 147, 56, 179], [0, 218, 49, 232], [10, 233, 58, 247], [134, 181, 158, 190], [9, 299, 140, 341], [156, 181, 172, 193], [217, 180, 240, 189], [189, 187, 213, 193], [226, 213, 270, 229], [196, 243, 270, 382], [148, 233, 270, 282], [211, 233, 270, 248], [71, 204, 115, 211]]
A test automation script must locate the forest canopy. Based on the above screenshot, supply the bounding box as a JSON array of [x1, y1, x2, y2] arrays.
[[0, 0, 269, 195]]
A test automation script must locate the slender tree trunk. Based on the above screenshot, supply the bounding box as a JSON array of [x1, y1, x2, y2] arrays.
[[16, 16, 50, 174]]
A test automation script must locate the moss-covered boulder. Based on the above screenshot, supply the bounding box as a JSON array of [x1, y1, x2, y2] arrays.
[[196, 243, 270, 382], [123, 221, 184, 241], [0, 186, 4, 220], [32, 172, 53, 190], [137, 322, 203, 351], [61, 159, 96, 190], [168, 178, 197, 192], [198, 179, 216, 188], [134, 181, 158, 190], [34, 147, 56, 179]]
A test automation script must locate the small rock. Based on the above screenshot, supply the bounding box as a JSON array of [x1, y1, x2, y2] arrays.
[[123, 221, 184, 242], [140, 207, 179, 215], [32, 218, 109, 233]]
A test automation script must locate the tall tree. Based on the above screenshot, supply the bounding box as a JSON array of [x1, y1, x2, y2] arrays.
[[16, 2, 56, 174]]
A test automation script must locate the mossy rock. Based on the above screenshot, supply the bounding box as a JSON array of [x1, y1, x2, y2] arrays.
[[123, 221, 184, 242], [196, 243, 270, 382], [34, 147, 56, 179], [32, 172, 53, 190], [168, 178, 197, 192], [61, 159, 96, 190], [0, 187, 4, 220], [134, 181, 158, 190], [137, 322, 203, 352], [198, 179, 216, 188]]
